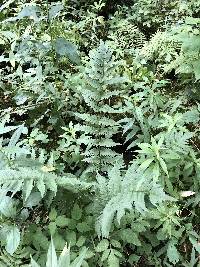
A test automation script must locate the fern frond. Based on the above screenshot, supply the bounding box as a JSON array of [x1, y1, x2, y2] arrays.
[[0, 247, 30, 267], [74, 41, 128, 172], [92, 163, 172, 237], [108, 18, 146, 51], [0, 167, 58, 200], [0, 167, 94, 199], [75, 113, 117, 127]]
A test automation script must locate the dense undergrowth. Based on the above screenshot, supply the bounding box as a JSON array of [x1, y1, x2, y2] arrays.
[[0, 0, 200, 266]]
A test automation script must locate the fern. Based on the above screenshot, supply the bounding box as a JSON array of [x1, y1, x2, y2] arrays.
[[0, 166, 95, 200], [0, 247, 30, 267], [75, 41, 128, 173], [91, 163, 172, 237], [165, 17, 200, 80], [108, 18, 146, 52], [0, 167, 58, 200], [139, 30, 179, 71]]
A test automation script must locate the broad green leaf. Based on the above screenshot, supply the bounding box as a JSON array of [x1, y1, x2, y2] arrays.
[[6, 226, 20, 255], [55, 216, 70, 227], [76, 236, 86, 247], [167, 241, 179, 264], [49, 208, 57, 221], [95, 239, 109, 252], [101, 249, 110, 262], [55, 38, 80, 65], [120, 229, 141, 246], [71, 203, 82, 220], [24, 192, 42, 208], [107, 250, 119, 267], [0, 196, 16, 217], [49, 222, 57, 235]]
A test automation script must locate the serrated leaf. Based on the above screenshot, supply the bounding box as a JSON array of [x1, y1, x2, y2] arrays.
[[46, 178, 57, 194], [49, 208, 57, 221], [76, 236, 86, 247], [180, 191, 195, 197], [8, 124, 27, 147], [71, 203, 82, 220], [110, 240, 121, 248], [159, 157, 168, 176], [49, 222, 57, 235], [6, 226, 20, 255], [55, 216, 69, 227], [37, 178, 46, 197], [101, 249, 110, 262], [108, 250, 119, 267], [95, 240, 109, 252], [76, 222, 91, 233], [23, 179, 33, 201], [66, 231, 76, 246], [0, 196, 16, 217], [167, 241, 179, 264]]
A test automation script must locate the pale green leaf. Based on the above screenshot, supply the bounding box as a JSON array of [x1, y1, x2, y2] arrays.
[[46, 239, 58, 267], [37, 178, 46, 197], [167, 241, 179, 264], [71, 247, 87, 267], [49, 3, 63, 20], [58, 244, 70, 267], [6, 226, 20, 255], [108, 250, 119, 267], [139, 158, 154, 171], [31, 256, 41, 267], [95, 240, 109, 252]]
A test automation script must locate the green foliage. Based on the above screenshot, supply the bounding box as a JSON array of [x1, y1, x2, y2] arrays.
[[167, 17, 200, 81], [74, 41, 128, 173], [0, 0, 200, 266], [92, 163, 172, 237], [31, 238, 87, 267]]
